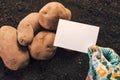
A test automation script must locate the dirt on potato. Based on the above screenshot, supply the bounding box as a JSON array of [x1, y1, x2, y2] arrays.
[[0, 0, 120, 80]]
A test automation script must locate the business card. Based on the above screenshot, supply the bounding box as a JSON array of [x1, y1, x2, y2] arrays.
[[54, 19, 100, 53]]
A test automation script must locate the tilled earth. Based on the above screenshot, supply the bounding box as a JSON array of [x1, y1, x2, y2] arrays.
[[0, 0, 120, 80]]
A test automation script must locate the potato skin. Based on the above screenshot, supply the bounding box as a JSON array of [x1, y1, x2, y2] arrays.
[[17, 12, 39, 46], [29, 31, 57, 60], [0, 26, 29, 70], [65, 8, 71, 20], [17, 22, 34, 46], [39, 2, 72, 30]]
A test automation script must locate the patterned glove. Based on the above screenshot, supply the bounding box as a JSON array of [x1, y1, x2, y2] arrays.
[[86, 45, 120, 80]]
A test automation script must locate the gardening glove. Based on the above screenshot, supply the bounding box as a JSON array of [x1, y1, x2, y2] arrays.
[[86, 45, 120, 80]]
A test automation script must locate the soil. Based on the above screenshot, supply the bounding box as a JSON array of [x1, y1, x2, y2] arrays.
[[0, 0, 120, 80]]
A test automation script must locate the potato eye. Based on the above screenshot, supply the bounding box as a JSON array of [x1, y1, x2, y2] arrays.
[[47, 44, 53, 48]]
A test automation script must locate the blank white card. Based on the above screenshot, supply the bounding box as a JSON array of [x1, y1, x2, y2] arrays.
[[54, 19, 100, 53]]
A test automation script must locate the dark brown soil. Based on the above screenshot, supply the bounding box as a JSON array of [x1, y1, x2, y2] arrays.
[[0, 0, 120, 80]]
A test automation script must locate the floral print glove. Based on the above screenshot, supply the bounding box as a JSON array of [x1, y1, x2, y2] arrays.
[[86, 45, 120, 80]]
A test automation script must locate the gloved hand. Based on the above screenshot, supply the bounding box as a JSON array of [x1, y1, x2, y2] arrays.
[[86, 45, 120, 80]]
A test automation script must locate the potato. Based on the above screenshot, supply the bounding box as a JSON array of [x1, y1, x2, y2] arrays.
[[29, 31, 57, 60], [0, 26, 29, 70], [39, 2, 72, 30], [17, 12, 40, 46]]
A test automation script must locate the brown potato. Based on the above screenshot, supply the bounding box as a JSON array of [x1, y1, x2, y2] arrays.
[[17, 12, 40, 46], [29, 31, 57, 60], [39, 2, 72, 30], [0, 26, 29, 70]]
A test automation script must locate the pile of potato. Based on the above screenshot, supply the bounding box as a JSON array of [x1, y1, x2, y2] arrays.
[[0, 2, 71, 70]]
